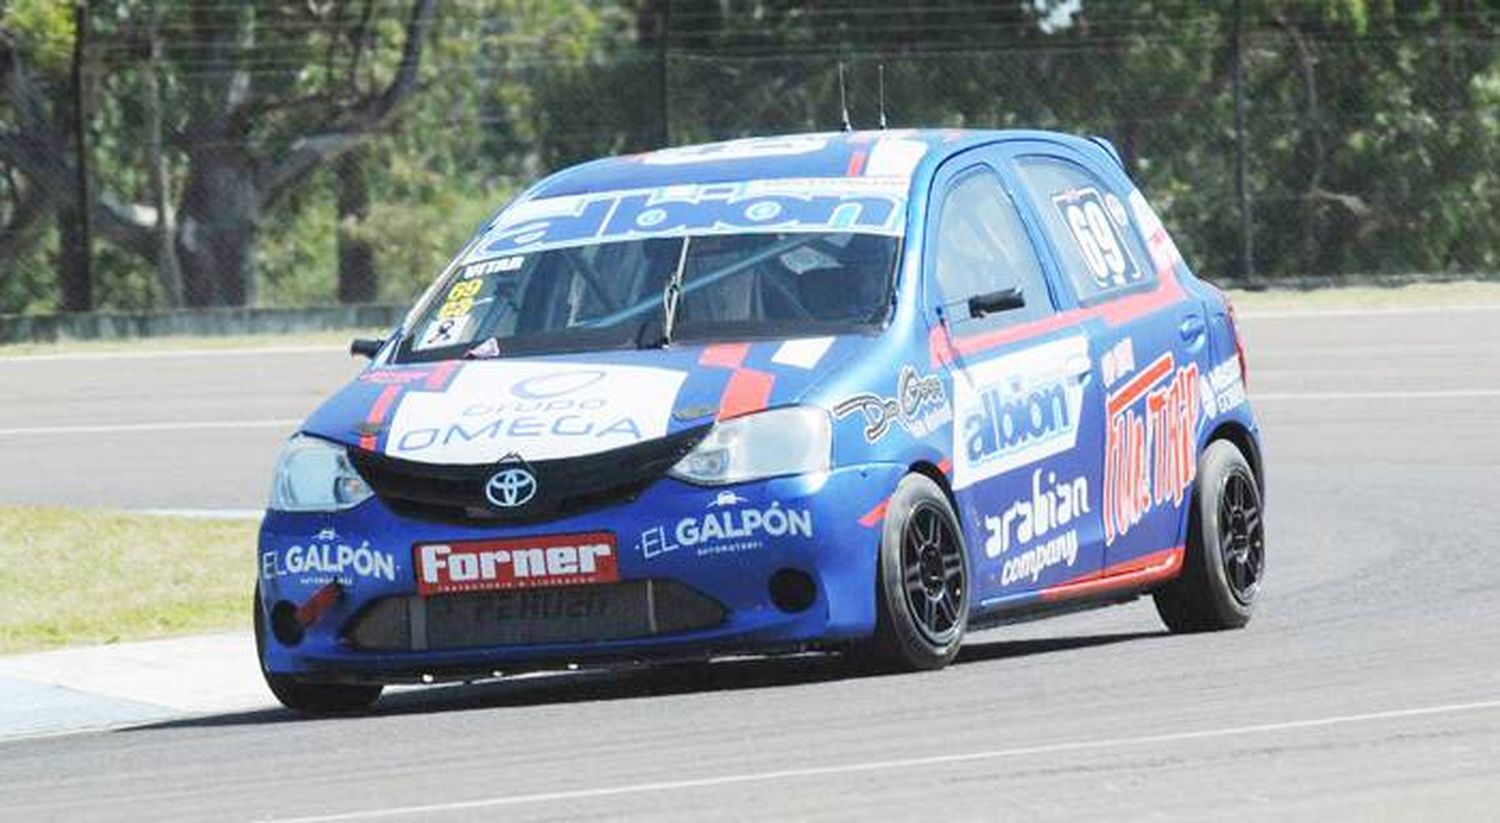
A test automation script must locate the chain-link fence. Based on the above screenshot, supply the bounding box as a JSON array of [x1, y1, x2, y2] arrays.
[[2, 2, 1497, 320]]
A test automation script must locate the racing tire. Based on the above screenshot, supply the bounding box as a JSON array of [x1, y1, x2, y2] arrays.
[[254, 586, 383, 714], [863, 473, 969, 671], [1153, 440, 1265, 633]]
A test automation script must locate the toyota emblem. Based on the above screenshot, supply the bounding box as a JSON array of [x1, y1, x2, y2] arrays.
[[485, 467, 538, 508]]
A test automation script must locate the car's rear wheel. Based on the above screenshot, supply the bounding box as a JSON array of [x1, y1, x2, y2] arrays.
[[254, 585, 383, 714], [863, 473, 968, 671], [1154, 440, 1265, 632]]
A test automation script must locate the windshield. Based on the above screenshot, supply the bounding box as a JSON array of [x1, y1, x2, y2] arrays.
[[395, 232, 898, 362], [391, 176, 908, 363]]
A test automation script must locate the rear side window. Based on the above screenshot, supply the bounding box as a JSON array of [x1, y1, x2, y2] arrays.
[[1014, 157, 1154, 302], [932, 169, 1051, 326]]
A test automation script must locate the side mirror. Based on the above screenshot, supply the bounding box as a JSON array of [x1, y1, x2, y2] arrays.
[[350, 338, 385, 359], [968, 287, 1025, 319]]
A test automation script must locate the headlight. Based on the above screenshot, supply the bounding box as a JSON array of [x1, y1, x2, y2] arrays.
[[669, 406, 831, 486], [269, 435, 374, 512]]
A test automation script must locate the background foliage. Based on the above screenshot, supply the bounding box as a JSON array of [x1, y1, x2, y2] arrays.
[[1, 0, 1498, 315]]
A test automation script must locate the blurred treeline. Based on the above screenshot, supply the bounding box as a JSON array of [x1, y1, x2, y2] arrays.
[[1, 0, 1498, 314]]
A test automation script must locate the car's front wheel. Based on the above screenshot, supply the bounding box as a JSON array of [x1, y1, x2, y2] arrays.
[[864, 473, 968, 670], [254, 586, 383, 714], [1153, 440, 1265, 632]]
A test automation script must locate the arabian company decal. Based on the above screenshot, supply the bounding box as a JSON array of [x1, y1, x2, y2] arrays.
[[1104, 352, 1200, 545], [984, 470, 1090, 587], [833, 365, 950, 443], [952, 336, 1089, 490], [636, 493, 813, 559], [385, 361, 687, 463]]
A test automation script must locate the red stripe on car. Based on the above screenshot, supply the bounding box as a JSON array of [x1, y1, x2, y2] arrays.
[[699, 342, 751, 369], [1039, 546, 1184, 602], [858, 499, 889, 528], [717, 368, 775, 420]]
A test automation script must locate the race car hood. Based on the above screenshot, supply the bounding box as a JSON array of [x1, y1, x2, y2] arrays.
[[299, 336, 864, 465]]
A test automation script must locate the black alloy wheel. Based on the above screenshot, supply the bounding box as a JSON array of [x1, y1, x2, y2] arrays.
[[901, 501, 966, 645], [864, 473, 969, 671], [1219, 469, 1265, 605], [1154, 440, 1265, 633]]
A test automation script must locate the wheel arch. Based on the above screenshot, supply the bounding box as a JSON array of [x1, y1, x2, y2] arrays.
[[907, 459, 960, 523], [1204, 420, 1265, 496]]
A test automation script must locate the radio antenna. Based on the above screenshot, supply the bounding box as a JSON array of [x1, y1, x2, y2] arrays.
[[838, 62, 852, 132], [877, 64, 888, 129]]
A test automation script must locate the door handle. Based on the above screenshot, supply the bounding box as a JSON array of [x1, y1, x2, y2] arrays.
[[1179, 314, 1206, 341]]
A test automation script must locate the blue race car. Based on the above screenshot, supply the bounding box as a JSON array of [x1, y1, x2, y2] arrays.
[[256, 129, 1265, 713]]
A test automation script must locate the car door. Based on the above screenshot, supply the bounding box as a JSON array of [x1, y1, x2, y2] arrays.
[[925, 153, 1106, 608], [1004, 144, 1208, 577]]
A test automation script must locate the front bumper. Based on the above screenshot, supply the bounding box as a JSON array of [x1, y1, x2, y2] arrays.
[[256, 464, 901, 680]]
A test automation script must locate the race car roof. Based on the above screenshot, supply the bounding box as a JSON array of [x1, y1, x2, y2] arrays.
[[526, 129, 1086, 200]]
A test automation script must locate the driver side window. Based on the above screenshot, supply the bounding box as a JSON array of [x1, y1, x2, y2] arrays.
[[934, 169, 1051, 326]]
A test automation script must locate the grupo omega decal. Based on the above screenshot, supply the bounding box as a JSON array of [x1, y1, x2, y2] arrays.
[[386, 362, 687, 462]]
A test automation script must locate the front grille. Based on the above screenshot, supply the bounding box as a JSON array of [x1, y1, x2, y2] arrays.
[[344, 580, 727, 652], [348, 425, 709, 525]]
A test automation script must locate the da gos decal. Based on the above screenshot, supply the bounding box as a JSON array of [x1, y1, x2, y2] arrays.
[[952, 336, 1089, 490], [261, 528, 397, 586], [1104, 352, 1200, 546], [833, 365, 950, 443], [637, 493, 813, 560], [984, 470, 1091, 587], [385, 361, 687, 463], [465, 177, 909, 262]]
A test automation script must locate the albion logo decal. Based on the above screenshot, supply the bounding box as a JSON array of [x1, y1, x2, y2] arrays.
[[952, 336, 1088, 490], [415, 533, 618, 596], [1104, 352, 1200, 545]]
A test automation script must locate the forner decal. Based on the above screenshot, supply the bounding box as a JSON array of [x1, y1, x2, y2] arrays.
[[952, 336, 1089, 490], [386, 361, 688, 463]]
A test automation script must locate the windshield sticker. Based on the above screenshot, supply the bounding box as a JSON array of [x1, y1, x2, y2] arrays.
[[465, 177, 908, 263], [462, 256, 524, 279], [385, 361, 688, 463], [415, 315, 473, 352]]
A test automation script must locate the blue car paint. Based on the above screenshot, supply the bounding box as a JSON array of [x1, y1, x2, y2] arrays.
[[257, 129, 1260, 679]]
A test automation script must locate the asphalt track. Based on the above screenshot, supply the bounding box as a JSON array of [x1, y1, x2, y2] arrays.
[[2, 305, 1500, 821]]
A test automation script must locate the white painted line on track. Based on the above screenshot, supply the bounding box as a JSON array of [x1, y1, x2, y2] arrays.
[[0, 344, 345, 363], [1254, 389, 1500, 401], [261, 697, 1500, 823], [1240, 303, 1500, 320], [0, 419, 300, 436]]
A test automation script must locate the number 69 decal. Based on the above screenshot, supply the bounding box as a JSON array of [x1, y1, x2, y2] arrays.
[[1052, 187, 1141, 289]]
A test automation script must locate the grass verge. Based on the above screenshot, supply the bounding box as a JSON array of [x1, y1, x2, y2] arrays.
[[0, 506, 256, 655]]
